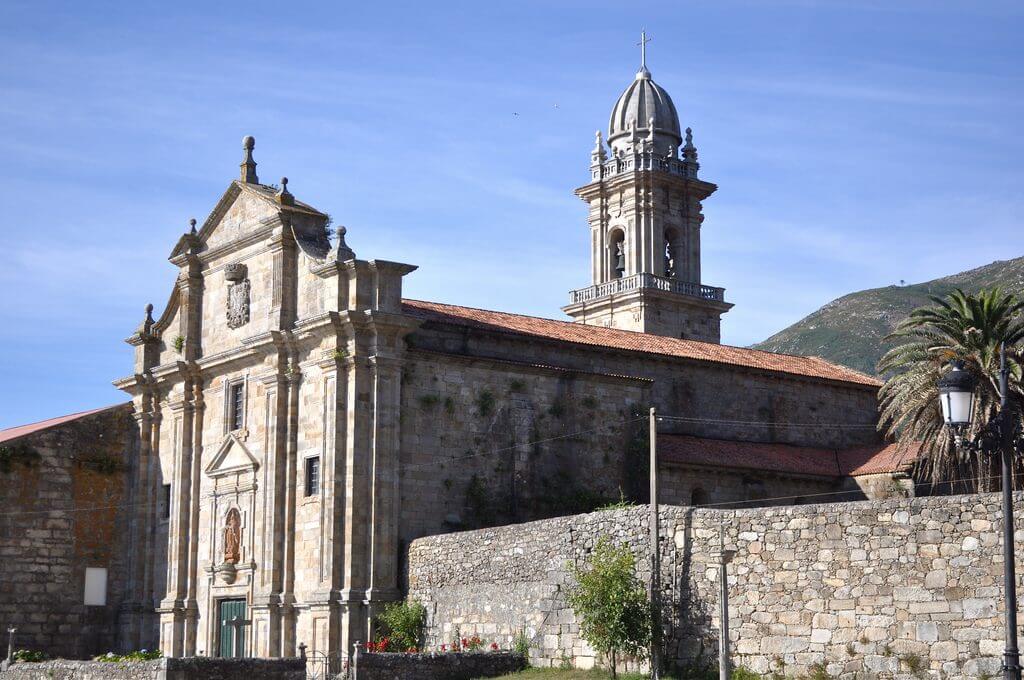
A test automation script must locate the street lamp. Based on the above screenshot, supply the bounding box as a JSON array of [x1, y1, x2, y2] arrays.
[[938, 347, 1021, 680]]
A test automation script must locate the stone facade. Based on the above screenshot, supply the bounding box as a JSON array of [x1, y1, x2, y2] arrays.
[[407, 494, 1024, 679], [106, 124, 889, 667], [0, 405, 138, 659]]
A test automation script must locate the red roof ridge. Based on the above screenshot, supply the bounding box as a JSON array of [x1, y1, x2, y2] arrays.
[[401, 298, 882, 388], [658, 433, 919, 478], [0, 403, 130, 445]]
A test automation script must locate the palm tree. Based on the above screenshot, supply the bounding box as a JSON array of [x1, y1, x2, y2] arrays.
[[877, 288, 1024, 488]]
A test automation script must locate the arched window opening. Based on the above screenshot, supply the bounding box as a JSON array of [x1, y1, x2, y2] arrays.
[[690, 487, 708, 506], [608, 230, 626, 279], [664, 228, 677, 278], [664, 227, 683, 279]]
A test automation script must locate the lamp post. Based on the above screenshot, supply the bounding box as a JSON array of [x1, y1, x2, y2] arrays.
[[938, 348, 1021, 680]]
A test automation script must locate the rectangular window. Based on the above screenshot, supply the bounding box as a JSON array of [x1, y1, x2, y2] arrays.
[[84, 567, 108, 606], [230, 383, 245, 431], [305, 456, 320, 497], [163, 484, 172, 519]]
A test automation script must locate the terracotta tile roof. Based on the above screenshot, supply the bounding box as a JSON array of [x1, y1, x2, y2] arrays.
[[658, 434, 919, 478], [402, 299, 882, 388], [0, 404, 129, 445], [839, 442, 922, 477]]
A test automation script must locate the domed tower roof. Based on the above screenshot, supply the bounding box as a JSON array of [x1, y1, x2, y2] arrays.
[[607, 66, 682, 156]]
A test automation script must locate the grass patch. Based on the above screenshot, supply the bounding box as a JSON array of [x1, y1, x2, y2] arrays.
[[480, 670, 678, 680]]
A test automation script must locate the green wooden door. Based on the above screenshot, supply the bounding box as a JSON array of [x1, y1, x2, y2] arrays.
[[218, 599, 247, 657]]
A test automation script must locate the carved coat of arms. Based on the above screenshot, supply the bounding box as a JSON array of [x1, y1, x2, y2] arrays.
[[227, 280, 250, 329]]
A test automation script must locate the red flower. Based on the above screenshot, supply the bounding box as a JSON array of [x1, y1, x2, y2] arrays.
[[491, 642, 499, 651], [440, 645, 446, 652]]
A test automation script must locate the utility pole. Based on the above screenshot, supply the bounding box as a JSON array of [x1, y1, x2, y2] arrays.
[[998, 345, 1021, 680], [649, 407, 661, 680], [718, 523, 736, 680]]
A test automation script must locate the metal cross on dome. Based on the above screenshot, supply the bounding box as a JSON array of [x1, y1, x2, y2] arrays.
[[637, 30, 651, 68]]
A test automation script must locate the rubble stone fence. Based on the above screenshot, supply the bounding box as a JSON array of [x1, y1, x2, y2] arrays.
[[407, 492, 1024, 679], [355, 650, 525, 680], [0, 657, 305, 680]]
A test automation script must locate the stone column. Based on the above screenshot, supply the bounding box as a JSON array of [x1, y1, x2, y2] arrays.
[[280, 363, 302, 656], [159, 382, 195, 657], [363, 354, 404, 636], [252, 370, 290, 657], [307, 351, 349, 659], [184, 379, 205, 655]]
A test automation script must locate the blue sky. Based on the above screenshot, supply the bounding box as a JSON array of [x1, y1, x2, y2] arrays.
[[1, 0, 1021, 428]]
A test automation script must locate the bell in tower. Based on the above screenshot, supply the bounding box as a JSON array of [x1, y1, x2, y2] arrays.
[[563, 35, 733, 343]]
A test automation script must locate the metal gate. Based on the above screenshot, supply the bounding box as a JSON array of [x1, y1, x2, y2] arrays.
[[306, 650, 350, 680]]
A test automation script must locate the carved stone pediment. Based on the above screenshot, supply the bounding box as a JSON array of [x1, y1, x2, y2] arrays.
[[205, 433, 260, 478]]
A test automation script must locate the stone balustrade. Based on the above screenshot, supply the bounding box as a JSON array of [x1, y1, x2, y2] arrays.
[[568, 273, 726, 305], [590, 149, 699, 181]]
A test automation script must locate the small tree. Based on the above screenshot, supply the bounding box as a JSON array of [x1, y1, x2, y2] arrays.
[[375, 600, 426, 651], [566, 536, 652, 678]]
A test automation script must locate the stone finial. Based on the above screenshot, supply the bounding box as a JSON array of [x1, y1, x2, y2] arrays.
[[591, 130, 607, 165], [240, 135, 258, 184], [332, 225, 356, 262], [143, 303, 155, 334], [628, 119, 638, 149], [189, 217, 197, 235], [647, 116, 656, 141], [277, 177, 295, 206], [682, 127, 699, 165]]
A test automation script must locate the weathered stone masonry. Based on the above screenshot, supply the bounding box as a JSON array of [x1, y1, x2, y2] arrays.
[[0, 405, 139, 660], [407, 493, 1024, 679]]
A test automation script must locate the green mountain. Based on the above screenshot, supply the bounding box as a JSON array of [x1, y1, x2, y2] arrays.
[[752, 257, 1024, 376]]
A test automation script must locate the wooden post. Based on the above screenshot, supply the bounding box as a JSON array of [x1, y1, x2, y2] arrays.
[[649, 407, 660, 680]]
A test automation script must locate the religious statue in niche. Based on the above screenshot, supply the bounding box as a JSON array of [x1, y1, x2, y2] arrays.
[[225, 263, 250, 329], [224, 508, 241, 564]]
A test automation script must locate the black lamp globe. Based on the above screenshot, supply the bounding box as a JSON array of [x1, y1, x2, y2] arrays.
[[937, 360, 976, 428]]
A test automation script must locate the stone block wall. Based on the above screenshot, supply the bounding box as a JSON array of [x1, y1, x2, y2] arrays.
[[0, 657, 305, 680], [408, 316, 881, 451], [355, 651, 526, 680], [399, 350, 650, 542], [406, 494, 1024, 679], [0, 405, 138, 659]]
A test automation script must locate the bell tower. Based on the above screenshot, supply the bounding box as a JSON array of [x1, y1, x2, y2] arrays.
[[563, 41, 732, 343]]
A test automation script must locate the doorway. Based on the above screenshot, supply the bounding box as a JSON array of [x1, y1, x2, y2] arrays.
[[218, 598, 247, 657]]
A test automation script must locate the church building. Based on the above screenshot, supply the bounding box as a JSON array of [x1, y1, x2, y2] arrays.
[[0, 51, 913, 663]]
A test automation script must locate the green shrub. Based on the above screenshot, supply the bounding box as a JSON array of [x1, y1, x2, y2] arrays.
[[376, 600, 426, 651], [512, 627, 530, 663], [566, 536, 652, 679], [476, 390, 496, 417], [12, 649, 48, 663], [731, 668, 760, 680]]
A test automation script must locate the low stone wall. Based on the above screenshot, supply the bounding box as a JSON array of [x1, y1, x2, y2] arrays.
[[407, 493, 1024, 679], [0, 657, 305, 680], [356, 651, 525, 680]]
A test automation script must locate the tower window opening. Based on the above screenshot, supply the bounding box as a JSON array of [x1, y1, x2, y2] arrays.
[[609, 230, 626, 279], [664, 228, 679, 278]]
